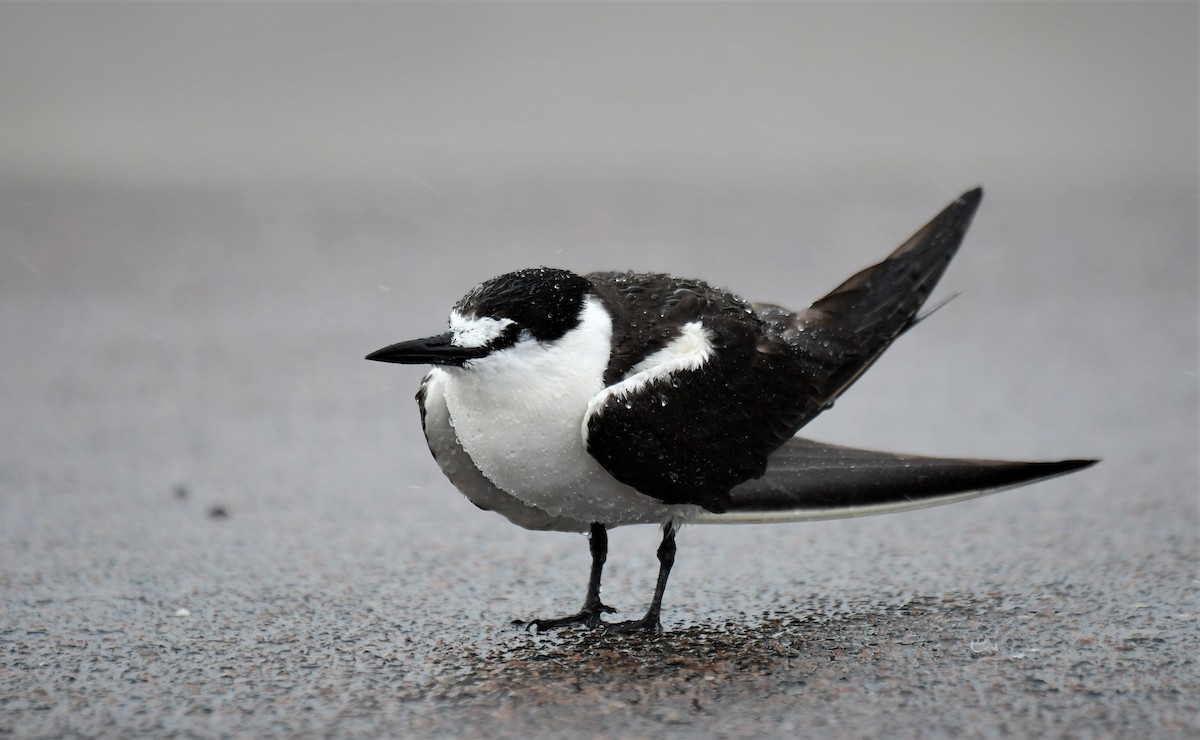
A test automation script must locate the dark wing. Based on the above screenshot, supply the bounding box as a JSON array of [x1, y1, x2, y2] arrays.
[[584, 189, 984, 513], [762, 187, 984, 429], [586, 271, 757, 386], [693, 436, 1097, 522], [585, 272, 779, 511]]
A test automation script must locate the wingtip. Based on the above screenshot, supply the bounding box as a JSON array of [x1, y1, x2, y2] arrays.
[[917, 187, 984, 244], [1005, 457, 1098, 488], [948, 186, 984, 218], [962, 186, 984, 203]]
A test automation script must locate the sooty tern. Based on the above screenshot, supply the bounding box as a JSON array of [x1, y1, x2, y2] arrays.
[[367, 187, 1095, 633]]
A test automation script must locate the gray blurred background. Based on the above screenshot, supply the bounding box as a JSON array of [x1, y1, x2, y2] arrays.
[[1, 3, 1194, 189], [2, 3, 1196, 737]]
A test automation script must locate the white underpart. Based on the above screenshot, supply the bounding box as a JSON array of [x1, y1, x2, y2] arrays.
[[438, 295, 695, 525], [449, 311, 515, 348], [583, 320, 714, 442], [421, 370, 592, 532]]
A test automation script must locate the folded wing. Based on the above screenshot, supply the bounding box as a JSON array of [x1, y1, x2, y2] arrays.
[[691, 436, 1096, 523]]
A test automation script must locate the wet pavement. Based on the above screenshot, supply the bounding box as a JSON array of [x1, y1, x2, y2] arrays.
[[2, 181, 1196, 737]]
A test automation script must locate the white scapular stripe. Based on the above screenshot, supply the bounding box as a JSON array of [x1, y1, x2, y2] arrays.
[[584, 320, 714, 435]]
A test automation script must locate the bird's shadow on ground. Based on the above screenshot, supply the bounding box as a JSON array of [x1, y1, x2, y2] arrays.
[[432, 591, 1027, 703]]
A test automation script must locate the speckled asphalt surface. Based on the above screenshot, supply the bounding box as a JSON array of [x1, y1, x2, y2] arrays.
[[2, 182, 1196, 737]]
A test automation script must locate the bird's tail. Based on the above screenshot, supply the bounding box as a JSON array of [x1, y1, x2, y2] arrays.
[[690, 436, 1096, 524]]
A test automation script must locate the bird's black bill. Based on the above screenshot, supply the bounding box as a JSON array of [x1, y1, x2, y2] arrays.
[[365, 332, 489, 366]]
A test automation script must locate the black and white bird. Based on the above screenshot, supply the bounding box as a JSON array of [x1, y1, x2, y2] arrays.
[[366, 188, 1094, 632]]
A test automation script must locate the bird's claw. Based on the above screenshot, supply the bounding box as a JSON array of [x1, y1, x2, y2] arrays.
[[514, 602, 616, 632], [601, 614, 662, 634]]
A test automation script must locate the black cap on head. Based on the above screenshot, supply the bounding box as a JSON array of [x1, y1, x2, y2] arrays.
[[456, 267, 591, 343]]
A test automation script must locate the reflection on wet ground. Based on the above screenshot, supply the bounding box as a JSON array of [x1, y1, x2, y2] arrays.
[[409, 590, 1195, 736]]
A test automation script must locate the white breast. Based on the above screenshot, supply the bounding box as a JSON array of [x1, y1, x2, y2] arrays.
[[436, 295, 679, 525], [420, 370, 591, 532]]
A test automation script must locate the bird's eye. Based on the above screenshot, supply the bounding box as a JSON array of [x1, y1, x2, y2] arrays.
[[478, 320, 524, 352]]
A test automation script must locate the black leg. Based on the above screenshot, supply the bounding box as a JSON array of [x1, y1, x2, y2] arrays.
[[605, 522, 677, 633], [580, 522, 614, 615], [518, 522, 616, 632]]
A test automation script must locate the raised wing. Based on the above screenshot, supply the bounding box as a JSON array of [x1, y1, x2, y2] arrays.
[[694, 436, 1097, 523], [759, 187, 984, 428]]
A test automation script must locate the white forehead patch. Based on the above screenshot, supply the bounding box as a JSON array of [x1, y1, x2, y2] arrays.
[[450, 311, 516, 348]]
